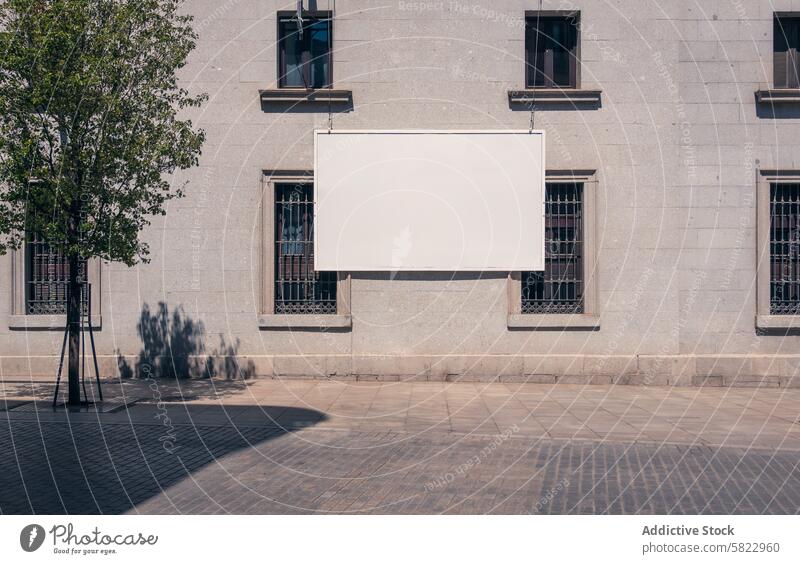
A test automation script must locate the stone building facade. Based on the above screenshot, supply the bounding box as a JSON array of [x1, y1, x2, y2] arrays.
[[3, 0, 800, 387]]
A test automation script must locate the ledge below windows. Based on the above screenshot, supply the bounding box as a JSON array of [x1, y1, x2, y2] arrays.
[[259, 314, 352, 330], [756, 315, 800, 331], [260, 88, 353, 104], [508, 88, 602, 106], [9, 315, 102, 331], [755, 89, 800, 104], [507, 314, 600, 330]]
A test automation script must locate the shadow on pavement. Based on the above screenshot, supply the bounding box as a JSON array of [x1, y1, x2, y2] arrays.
[[0, 404, 326, 514]]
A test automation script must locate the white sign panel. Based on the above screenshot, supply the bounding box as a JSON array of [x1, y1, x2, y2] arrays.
[[314, 130, 545, 271]]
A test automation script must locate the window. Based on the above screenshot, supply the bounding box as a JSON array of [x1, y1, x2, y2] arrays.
[[25, 234, 87, 315], [508, 171, 597, 329], [522, 183, 584, 314], [260, 171, 350, 328], [278, 12, 331, 89], [769, 183, 800, 314], [756, 171, 800, 330], [274, 183, 337, 314], [774, 14, 800, 89], [525, 12, 579, 88]]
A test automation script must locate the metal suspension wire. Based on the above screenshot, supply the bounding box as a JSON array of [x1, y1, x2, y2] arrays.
[[530, 0, 543, 132], [327, 0, 335, 131]]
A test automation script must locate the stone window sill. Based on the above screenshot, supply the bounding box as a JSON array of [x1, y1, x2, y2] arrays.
[[259, 314, 352, 329], [756, 314, 800, 330], [260, 88, 353, 104], [508, 88, 602, 105], [755, 89, 800, 104], [9, 315, 102, 331], [508, 313, 600, 330]]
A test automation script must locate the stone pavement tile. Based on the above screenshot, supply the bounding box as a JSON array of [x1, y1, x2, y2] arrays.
[[548, 429, 601, 441], [450, 418, 500, 435]]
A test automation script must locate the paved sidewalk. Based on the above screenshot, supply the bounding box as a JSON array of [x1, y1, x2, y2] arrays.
[[4, 378, 799, 449], [1, 379, 799, 514]]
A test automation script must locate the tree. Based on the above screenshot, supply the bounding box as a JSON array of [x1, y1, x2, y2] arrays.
[[0, 0, 205, 405]]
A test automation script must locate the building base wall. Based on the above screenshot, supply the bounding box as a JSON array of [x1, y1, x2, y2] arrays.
[[3, 354, 799, 388]]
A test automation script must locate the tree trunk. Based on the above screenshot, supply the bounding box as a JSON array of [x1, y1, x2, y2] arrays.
[[66, 254, 82, 406]]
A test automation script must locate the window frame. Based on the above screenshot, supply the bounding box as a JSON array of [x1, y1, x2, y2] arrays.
[[259, 170, 351, 329], [773, 12, 800, 89], [277, 10, 333, 90], [508, 170, 598, 330], [524, 10, 580, 90], [9, 244, 101, 330], [757, 169, 800, 330]]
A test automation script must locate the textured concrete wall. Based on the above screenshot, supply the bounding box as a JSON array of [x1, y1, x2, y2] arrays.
[[2, 0, 800, 386]]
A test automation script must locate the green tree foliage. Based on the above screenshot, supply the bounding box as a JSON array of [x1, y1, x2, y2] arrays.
[[0, 0, 205, 264]]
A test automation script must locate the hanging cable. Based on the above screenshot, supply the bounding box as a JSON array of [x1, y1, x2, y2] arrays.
[[530, 0, 543, 132], [327, 0, 335, 131]]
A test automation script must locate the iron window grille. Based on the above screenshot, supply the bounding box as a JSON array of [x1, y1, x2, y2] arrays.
[[522, 182, 584, 314], [278, 12, 332, 89], [774, 14, 800, 89], [525, 13, 579, 88], [25, 233, 87, 315], [274, 183, 337, 314], [769, 183, 800, 315]]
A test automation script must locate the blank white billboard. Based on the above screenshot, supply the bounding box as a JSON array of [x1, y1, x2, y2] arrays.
[[314, 130, 545, 271]]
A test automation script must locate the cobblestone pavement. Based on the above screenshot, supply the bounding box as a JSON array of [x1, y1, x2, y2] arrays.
[[1, 380, 799, 514], [4, 379, 800, 450]]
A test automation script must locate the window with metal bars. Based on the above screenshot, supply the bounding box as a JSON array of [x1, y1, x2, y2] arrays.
[[522, 182, 583, 314], [274, 183, 337, 314], [278, 12, 332, 89], [770, 183, 800, 315], [525, 13, 579, 88], [25, 234, 87, 315], [774, 14, 800, 89]]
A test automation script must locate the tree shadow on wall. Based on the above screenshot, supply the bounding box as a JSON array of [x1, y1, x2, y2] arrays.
[[117, 302, 255, 380]]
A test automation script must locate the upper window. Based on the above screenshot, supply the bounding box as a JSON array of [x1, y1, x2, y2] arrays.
[[274, 183, 337, 314], [25, 233, 86, 315], [525, 12, 579, 88], [774, 14, 800, 89], [278, 12, 332, 89], [769, 183, 800, 314], [522, 183, 584, 314]]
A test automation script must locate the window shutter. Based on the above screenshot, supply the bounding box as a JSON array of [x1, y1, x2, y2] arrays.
[[775, 16, 790, 88], [568, 22, 578, 88], [525, 23, 536, 86], [774, 48, 788, 88], [790, 21, 800, 88]]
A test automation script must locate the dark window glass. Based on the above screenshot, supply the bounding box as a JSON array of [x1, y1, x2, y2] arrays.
[[774, 14, 800, 88], [274, 183, 337, 314], [25, 234, 86, 315], [770, 183, 800, 314], [279, 14, 331, 88], [526, 14, 578, 88], [522, 183, 583, 314]]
